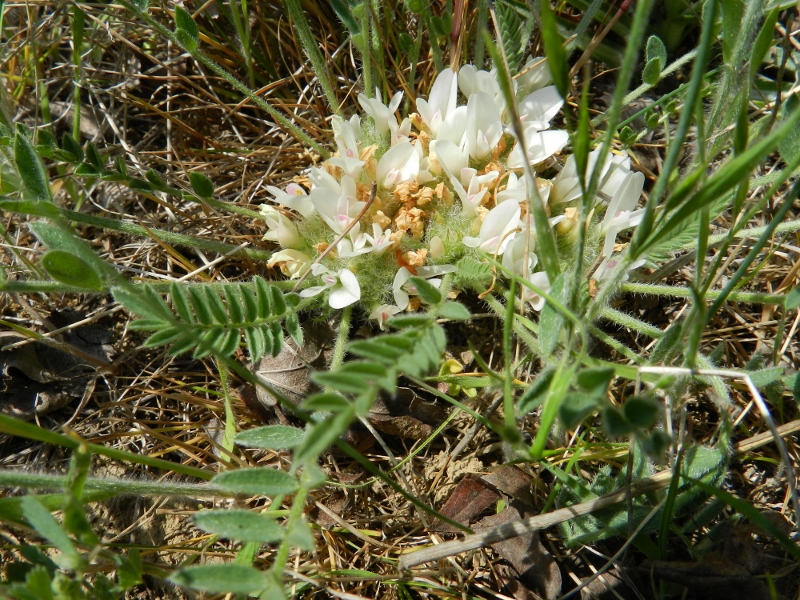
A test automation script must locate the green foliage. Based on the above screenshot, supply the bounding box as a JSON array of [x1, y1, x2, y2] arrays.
[[211, 468, 299, 496], [40, 251, 103, 291], [193, 509, 285, 543], [170, 565, 268, 595], [118, 279, 300, 360], [173, 5, 199, 52], [235, 425, 305, 450]]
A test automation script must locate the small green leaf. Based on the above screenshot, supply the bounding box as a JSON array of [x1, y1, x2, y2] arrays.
[[576, 367, 614, 399], [538, 272, 569, 355], [558, 392, 598, 430], [41, 250, 103, 290], [170, 564, 267, 594], [188, 171, 214, 199], [518, 367, 555, 414], [193, 509, 284, 543], [60, 133, 83, 162], [20, 496, 82, 571], [286, 311, 303, 346], [408, 275, 442, 305], [145, 169, 167, 189], [642, 59, 662, 86], [437, 301, 470, 320], [0, 199, 60, 218], [330, 0, 359, 34], [622, 395, 660, 429], [285, 516, 315, 551], [787, 287, 800, 309], [644, 35, 666, 69], [602, 406, 633, 437], [85, 142, 103, 168], [14, 132, 51, 202], [406, 0, 423, 13], [430, 14, 451, 38], [312, 371, 369, 394], [748, 367, 784, 389], [301, 392, 350, 412], [398, 33, 415, 55], [211, 468, 298, 496], [235, 426, 304, 450], [174, 6, 199, 52]]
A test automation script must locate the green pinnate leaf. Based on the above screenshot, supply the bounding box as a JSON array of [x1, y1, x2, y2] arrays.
[[576, 367, 615, 399], [224, 285, 244, 324], [255, 277, 273, 317], [285, 311, 303, 346], [244, 326, 266, 361], [203, 287, 228, 324], [170, 283, 194, 323], [193, 509, 284, 543], [211, 468, 298, 496], [235, 425, 304, 450], [270, 285, 287, 315], [85, 142, 103, 168], [188, 286, 213, 325]]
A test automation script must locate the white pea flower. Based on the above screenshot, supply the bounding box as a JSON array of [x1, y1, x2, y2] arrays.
[[502, 230, 538, 276], [369, 304, 403, 330], [329, 115, 365, 178], [260, 205, 302, 248], [416, 67, 458, 136], [518, 86, 564, 130], [464, 92, 503, 161], [310, 175, 365, 235], [267, 249, 313, 279], [300, 265, 361, 309], [516, 56, 553, 97], [506, 126, 569, 168], [363, 223, 394, 255], [358, 89, 403, 137], [265, 182, 314, 218], [522, 270, 551, 311], [377, 140, 420, 188], [463, 199, 521, 255], [458, 64, 502, 106], [428, 139, 468, 179]]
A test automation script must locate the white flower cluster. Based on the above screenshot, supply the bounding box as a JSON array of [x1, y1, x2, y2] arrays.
[[261, 59, 645, 327]]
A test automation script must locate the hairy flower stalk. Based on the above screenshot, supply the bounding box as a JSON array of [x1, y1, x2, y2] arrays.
[[261, 59, 645, 325]]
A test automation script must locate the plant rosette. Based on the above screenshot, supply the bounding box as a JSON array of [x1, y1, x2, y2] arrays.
[[261, 59, 645, 326]]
